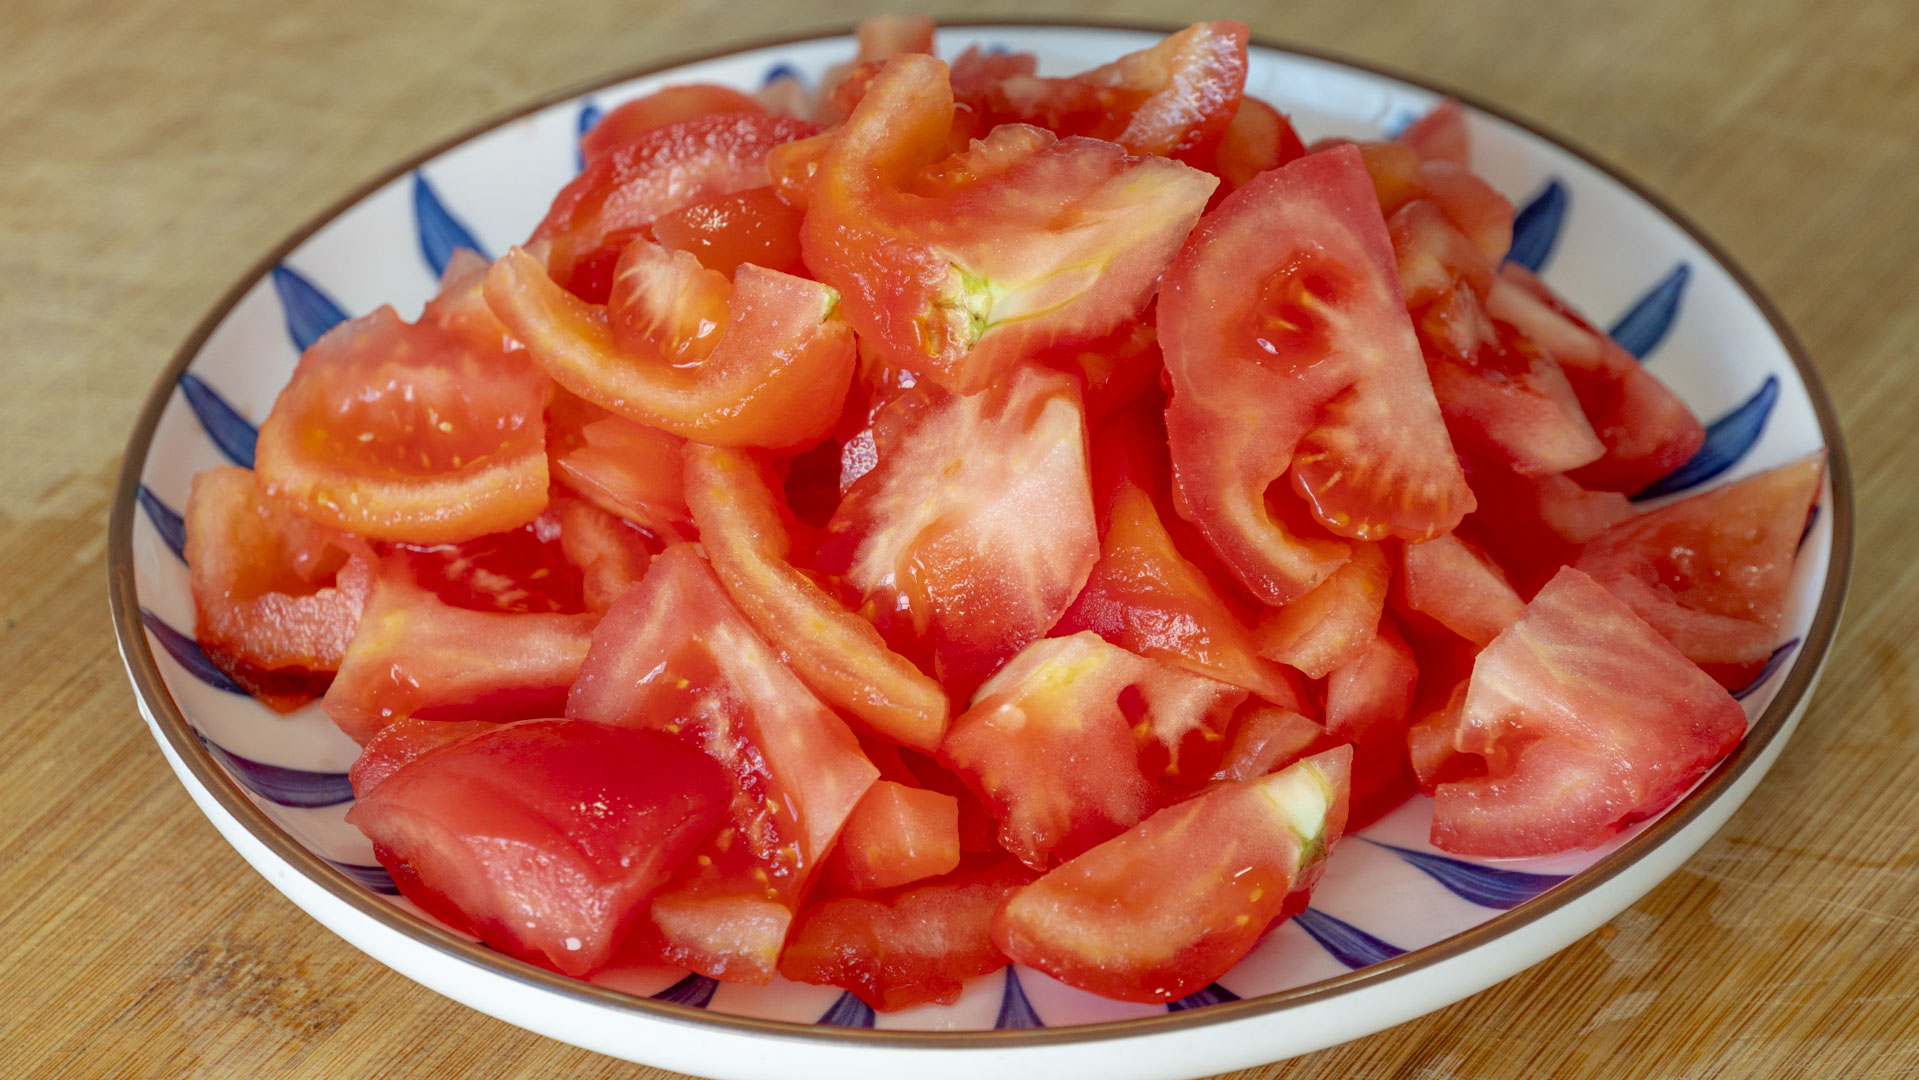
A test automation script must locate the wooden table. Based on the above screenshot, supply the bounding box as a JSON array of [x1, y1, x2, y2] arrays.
[[4, 0, 1914, 1076]]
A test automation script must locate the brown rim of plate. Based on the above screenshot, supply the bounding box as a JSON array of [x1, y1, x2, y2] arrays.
[[107, 16, 1854, 1052]]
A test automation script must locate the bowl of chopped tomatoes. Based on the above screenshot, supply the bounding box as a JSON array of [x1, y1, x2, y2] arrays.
[[108, 16, 1851, 1080]]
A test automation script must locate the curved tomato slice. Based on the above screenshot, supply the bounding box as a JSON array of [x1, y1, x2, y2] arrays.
[[486, 242, 856, 449], [683, 443, 949, 751], [567, 545, 877, 982], [1575, 457, 1822, 668], [817, 368, 1098, 696], [1254, 541, 1389, 680], [544, 389, 690, 542], [1211, 95, 1307, 191], [185, 466, 372, 710], [532, 111, 822, 301], [802, 53, 1218, 393], [1431, 567, 1747, 856], [1162, 144, 1472, 603], [346, 719, 729, 976], [255, 306, 551, 545], [1398, 532, 1524, 646], [580, 85, 766, 166], [1397, 99, 1469, 166], [993, 747, 1349, 1003], [816, 780, 961, 895], [650, 185, 807, 278]]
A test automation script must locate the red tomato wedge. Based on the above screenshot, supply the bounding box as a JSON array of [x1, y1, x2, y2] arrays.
[[532, 111, 821, 301], [1212, 96, 1307, 192], [1431, 567, 1748, 856], [567, 545, 877, 982], [580, 85, 766, 166], [941, 633, 1246, 870], [1575, 456, 1823, 668], [817, 780, 962, 895], [818, 368, 1099, 697], [1397, 99, 1469, 166], [544, 389, 690, 542], [185, 466, 373, 710], [322, 556, 596, 744], [650, 185, 807, 278], [1324, 617, 1420, 828], [254, 306, 551, 544], [485, 242, 856, 450], [993, 747, 1350, 1003], [802, 53, 1218, 394], [1398, 533, 1525, 646], [682, 443, 950, 751], [1161, 144, 1473, 606], [1254, 541, 1390, 680], [780, 859, 1034, 1011], [346, 719, 729, 977]]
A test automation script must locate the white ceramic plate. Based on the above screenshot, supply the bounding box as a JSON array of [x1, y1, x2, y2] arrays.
[[109, 21, 1852, 1080]]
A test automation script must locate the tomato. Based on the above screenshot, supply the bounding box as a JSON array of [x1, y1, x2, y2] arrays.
[[185, 466, 373, 710], [567, 545, 877, 981], [993, 747, 1350, 1003], [780, 859, 1034, 1011], [387, 508, 584, 615], [551, 494, 653, 613], [544, 389, 690, 542], [1397, 99, 1469, 166], [346, 719, 729, 976], [941, 633, 1245, 870], [1211, 95, 1307, 191], [650, 185, 807, 278], [1575, 456, 1823, 670], [485, 242, 857, 450], [1487, 265, 1705, 494], [254, 306, 551, 544], [532, 111, 822, 302], [802, 53, 1218, 394], [817, 780, 962, 895], [1213, 705, 1325, 782], [683, 443, 950, 751], [1161, 144, 1473, 606], [817, 369, 1098, 697], [1254, 541, 1389, 680], [1398, 533, 1525, 646], [1324, 617, 1420, 828], [1430, 567, 1748, 856], [347, 717, 494, 797], [322, 555, 596, 744], [580, 85, 766, 166]]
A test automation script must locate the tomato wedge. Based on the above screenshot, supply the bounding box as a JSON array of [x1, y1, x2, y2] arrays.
[[485, 242, 856, 449], [802, 53, 1218, 393], [1254, 541, 1390, 680], [1162, 144, 1472, 606], [993, 747, 1350, 1003], [580, 85, 766, 166], [683, 443, 949, 750], [816, 780, 962, 895]]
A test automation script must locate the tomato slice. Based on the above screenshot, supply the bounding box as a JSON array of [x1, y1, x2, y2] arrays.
[[1254, 540, 1390, 680], [780, 858, 1034, 1011], [650, 185, 807, 278], [1431, 567, 1748, 857], [1211, 96, 1308, 192], [567, 545, 877, 981], [683, 443, 950, 751], [531, 111, 821, 301], [1574, 457, 1823, 669], [486, 242, 856, 450], [544, 388, 690, 542], [1324, 617, 1420, 828], [992, 747, 1350, 1003], [346, 719, 729, 976], [1398, 533, 1525, 646], [254, 306, 551, 545], [817, 780, 962, 895], [818, 368, 1099, 697], [321, 556, 596, 744], [580, 85, 767, 166], [802, 53, 1218, 393], [185, 466, 373, 710], [1162, 144, 1472, 605], [1397, 99, 1469, 166], [1213, 705, 1325, 782]]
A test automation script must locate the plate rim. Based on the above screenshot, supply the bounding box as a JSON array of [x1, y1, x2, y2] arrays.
[[106, 16, 1856, 1050]]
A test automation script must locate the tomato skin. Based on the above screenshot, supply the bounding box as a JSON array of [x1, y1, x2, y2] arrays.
[[1431, 567, 1748, 857], [346, 719, 730, 976], [993, 747, 1350, 1003], [802, 53, 1219, 394], [1398, 533, 1525, 646], [1254, 541, 1390, 680], [817, 780, 962, 895], [581, 85, 766, 166], [185, 466, 373, 710], [651, 185, 808, 278]]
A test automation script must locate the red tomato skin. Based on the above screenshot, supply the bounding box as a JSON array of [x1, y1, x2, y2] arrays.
[[817, 780, 963, 895], [650, 186, 808, 279], [346, 719, 730, 976], [581, 85, 766, 166], [1254, 541, 1390, 680]]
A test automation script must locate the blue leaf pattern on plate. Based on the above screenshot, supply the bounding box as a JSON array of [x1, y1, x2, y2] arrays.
[[1609, 264, 1690, 360], [651, 972, 720, 1008], [1634, 374, 1780, 500], [138, 485, 188, 562], [1507, 179, 1567, 273], [328, 859, 400, 895], [139, 608, 247, 695], [178, 373, 258, 469], [413, 172, 488, 279], [198, 735, 355, 808], [762, 62, 802, 86], [1292, 908, 1405, 970], [1166, 982, 1241, 1013], [817, 990, 876, 1028], [576, 102, 602, 172], [1733, 639, 1800, 701], [270, 264, 350, 353], [1363, 840, 1567, 909], [996, 966, 1044, 1029]]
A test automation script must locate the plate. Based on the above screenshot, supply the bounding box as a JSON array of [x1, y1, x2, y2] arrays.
[[108, 21, 1852, 1080]]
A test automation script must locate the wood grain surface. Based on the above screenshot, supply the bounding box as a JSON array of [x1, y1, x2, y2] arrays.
[[3, 0, 1914, 1076]]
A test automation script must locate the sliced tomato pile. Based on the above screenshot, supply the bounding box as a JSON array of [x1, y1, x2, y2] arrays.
[[182, 18, 1819, 1011]]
